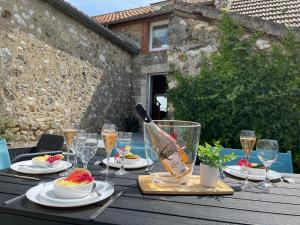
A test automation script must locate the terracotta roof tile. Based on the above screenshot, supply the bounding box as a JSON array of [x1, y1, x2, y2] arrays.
[[92, 6, 153, 25], [230, 0, 300, 28], [92, 0, 211, 25]]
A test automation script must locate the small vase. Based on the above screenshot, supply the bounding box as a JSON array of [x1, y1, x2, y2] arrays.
[[200, 164, 218, 188]]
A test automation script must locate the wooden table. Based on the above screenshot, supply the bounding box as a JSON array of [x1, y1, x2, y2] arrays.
[[0, 158, 300, 225]]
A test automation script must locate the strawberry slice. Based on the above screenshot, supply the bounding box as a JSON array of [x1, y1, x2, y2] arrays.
[[46, 154, 64, 163], [65, 169, 94, 183], [237, 159, 252, 168]]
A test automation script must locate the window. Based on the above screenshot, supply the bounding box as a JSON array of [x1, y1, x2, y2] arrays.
[[149, 21, 168, 51]]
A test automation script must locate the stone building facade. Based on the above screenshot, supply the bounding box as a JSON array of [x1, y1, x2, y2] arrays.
[[0, 0, 138, 143], [0, 0, 299, 143], [93, 0, 299, 121]]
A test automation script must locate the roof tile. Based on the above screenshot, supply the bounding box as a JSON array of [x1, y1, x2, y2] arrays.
[[230, 0, 300, 27], [92, 6, 153, 25]]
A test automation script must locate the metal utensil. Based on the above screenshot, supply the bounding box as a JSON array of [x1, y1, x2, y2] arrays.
[[0, 172, 40, 181], [281, 176, 295, 184], [219, 168, 226, 179], [94, 160, 103, 167], [90, 191, 124, 221], [4, 181, 46, 205], [91, 182, 102, 196], [144, 164, 153, 174]]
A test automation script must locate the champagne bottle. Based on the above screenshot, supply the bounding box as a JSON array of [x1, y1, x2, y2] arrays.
[[135, 104, 189, 178]]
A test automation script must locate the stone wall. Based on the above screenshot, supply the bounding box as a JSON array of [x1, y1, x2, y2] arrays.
[[168, 2, 300, 76], [133, 51, 168, 109], [0, 0, 134, 143], [168, 12, 219, 75]]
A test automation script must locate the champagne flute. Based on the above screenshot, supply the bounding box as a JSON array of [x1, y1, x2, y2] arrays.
[[77, 133, 98, 169], [101, 123, 117, 183], [59, 123, 78, 177], [256, 139, 279, 190], [115, 132, 132, 176], [240, 130, 256, 189]]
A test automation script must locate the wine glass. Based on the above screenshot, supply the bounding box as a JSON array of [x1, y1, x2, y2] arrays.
[[59, 123, 78, 177], [115, 132, 132, 176], [256, 139, 279, 190], [72, 130, 87, 168], [77, 133, 98, 169], [240, 130, 256, 189], [101, 123, 117, 183]]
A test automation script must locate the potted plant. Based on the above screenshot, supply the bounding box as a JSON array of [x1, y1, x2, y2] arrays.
[[197, 142, 236, 188]]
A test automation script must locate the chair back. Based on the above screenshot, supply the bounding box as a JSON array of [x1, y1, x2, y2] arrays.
[[221, 148, 293, 173], [0, 139, 11, 169], [36, 134, 65, 152]]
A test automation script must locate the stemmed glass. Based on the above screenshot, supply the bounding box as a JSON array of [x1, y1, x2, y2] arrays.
[[77, 133, 99, 169], [256, 139, 279, 190], [240, 130, 256, 190], [72, 130, 87, 168], [59, 123, 78, 177], [101, 123, 117, 183], [115, 132, 132, 176]]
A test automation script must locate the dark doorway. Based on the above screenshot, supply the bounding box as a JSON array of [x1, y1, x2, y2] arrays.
[[150, 75, 168, 120]]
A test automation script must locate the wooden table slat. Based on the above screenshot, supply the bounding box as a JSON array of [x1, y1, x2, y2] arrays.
[[0, 158, 300, 225]]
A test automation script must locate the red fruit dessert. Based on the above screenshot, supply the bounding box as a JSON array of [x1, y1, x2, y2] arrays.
[[114, 152, 141, 165], [53, 169, 95, 199], [237, 159, 265, 169], [32, 154, 64, 167], [64, 168, 94, 185]]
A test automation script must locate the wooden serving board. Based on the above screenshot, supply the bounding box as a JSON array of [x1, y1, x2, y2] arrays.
[[138, 175, 234, 195]]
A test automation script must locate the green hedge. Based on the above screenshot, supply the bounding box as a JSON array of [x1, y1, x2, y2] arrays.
[[169, 14, 300, 158]]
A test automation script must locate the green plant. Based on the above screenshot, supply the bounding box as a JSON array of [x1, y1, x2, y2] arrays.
[[169, 13, 300, 162], [197, 142, 236, 169]]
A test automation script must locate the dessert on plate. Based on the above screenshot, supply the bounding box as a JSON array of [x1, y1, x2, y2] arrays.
[[114, 151, 141, 165], [237, 159, 265, 176], [32, 154, 64, 167], [53, 168, 95, 199]]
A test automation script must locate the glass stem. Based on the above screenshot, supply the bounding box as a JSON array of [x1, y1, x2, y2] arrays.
[[265, 166, 270, 184], [120, 153, 125, 171], [66, 145, 70, 173], [73, 156, 77, 168], [83, 161, 88, 169], [106, 154, 110, 182], [245, 155, 250, 186]]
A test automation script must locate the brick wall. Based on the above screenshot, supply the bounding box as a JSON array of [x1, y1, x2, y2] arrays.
[[141, 22, 150, 54], [109, 14, 170, 55]]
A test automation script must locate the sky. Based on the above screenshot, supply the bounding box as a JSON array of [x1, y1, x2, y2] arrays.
[[65, 0, 162, 16]]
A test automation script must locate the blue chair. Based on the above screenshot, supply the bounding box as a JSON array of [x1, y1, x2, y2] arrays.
[[0, 139, 11, 169], [220, 148, 293, 173]]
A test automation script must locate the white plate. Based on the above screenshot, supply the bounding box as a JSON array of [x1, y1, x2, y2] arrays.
[[26, 181, 114, 207], [224, 165, 282, 181], [103, 157, 153, 169], [10, 160, 72, 174]]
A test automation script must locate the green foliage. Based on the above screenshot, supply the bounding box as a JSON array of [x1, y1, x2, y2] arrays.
[[169, 13, 300, 156], [197, 142, 236, 168]]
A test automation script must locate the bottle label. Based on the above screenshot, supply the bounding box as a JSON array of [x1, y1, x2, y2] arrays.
[[168, 152, 187, 176]]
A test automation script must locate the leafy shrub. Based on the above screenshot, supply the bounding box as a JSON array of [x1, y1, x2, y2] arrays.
[[169, 14, 300, 158]]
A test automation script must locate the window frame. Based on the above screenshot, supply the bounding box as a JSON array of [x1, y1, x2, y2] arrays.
[[149, 20, 169, 52]]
